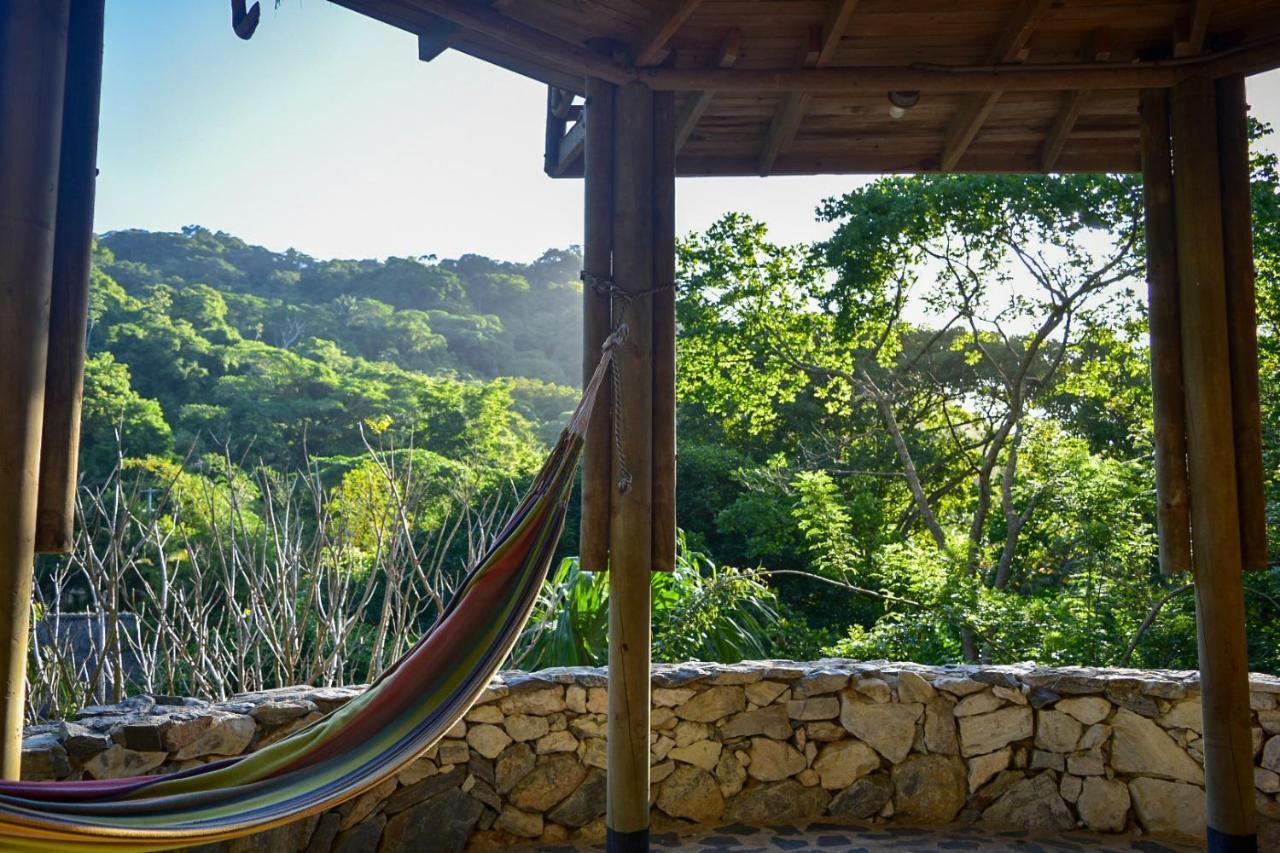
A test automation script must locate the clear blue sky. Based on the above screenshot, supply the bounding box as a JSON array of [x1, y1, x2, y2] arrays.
[[96, 1, 1280, 263]]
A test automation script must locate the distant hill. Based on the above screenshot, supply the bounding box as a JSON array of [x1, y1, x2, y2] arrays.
[[80, 227, 584, 479]]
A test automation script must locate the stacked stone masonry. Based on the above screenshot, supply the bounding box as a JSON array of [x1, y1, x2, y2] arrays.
[[20, 661, 1280, 851]]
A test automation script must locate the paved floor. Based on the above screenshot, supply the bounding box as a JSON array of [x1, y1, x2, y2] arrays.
[[520, 822, 1201, 852]]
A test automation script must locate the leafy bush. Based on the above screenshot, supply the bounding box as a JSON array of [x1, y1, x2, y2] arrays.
[[514, 534, 781, 669]]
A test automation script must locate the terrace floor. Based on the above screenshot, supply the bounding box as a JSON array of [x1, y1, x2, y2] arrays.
[[518, 822, 1202, 852]]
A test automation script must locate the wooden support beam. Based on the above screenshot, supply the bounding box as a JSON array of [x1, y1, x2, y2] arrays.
[[37, 0, 106, 555], [1217, 74, 1268, 573], [416, 0, 510, 62], [417, 15, 459, 62], [365, 0, 1280, 94], [553, 118, 586, 177], [759, 27, 823, 176], [1140, 88, 1193, 576], [0, 0, 71, 778], [415, 0, 512, 62], [674, 29, 740, 151], [544, 87, 569, 177], [1170, 74, 1258, 849], [818, 0, 860, 66], [758, 1, 858, 176], [391, 0, 630, 83], [940, 0, 1050, 171], [649, 39, 1280, 93], [1039, 28, 1111, 173], [580, 64, 615, 574], [607, 80, 654, 852], [631, 0, 702, 67], [983, 0, 1051, 66], [652, 92, 677, 574], [758, 92, 811, 177], [1175, 0, 1215, 57], [1039, 92, 1086, 173], [940, 95, 1002, 172]]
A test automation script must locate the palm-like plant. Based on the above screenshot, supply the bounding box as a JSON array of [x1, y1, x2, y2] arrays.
[[513, 533, 780, 669]]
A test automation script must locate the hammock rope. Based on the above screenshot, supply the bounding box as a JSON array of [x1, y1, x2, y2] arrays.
[[0, 346, 617, 852]]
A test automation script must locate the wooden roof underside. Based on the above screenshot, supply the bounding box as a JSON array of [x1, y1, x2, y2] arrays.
[[334, 0, 1280, 176]]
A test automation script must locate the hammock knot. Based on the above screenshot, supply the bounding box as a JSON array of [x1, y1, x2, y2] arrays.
[[580, 270, 614, 300], [604, 322, 629, 351]]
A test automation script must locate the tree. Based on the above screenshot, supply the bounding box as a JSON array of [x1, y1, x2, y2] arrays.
[[680, 172, 1145, 661], [79, 353, 173, 477]]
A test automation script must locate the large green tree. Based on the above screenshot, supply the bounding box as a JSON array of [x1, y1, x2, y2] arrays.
[[678, 173, 1167, 663]]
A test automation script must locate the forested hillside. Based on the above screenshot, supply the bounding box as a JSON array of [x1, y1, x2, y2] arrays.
[[81, 227, 583, 479], [35, 126, 1280, 716]]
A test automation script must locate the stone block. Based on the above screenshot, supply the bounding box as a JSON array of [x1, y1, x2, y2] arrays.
[[958, 706, 1032, 757], [1128, 777, 1205, 841], [839, 693, 922, 763]]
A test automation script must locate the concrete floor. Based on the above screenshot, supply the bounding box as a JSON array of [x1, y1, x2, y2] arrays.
[[519, 822, 1202, 852]]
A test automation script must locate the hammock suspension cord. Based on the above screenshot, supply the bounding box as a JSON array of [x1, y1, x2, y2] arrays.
[[581, 270, 675, 496]]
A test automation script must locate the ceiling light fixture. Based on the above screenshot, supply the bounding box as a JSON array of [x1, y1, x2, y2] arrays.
[[887, 91, 920, 119]]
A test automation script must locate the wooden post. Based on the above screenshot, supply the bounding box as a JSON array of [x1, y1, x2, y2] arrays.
[[1170, 75, 1258, 852], [544, 86, 569, 177], [37, 0, 107, 555], [1139, 88, 1192, 576], [651, 91, 677, 574], [607, 80, 654, 852], [1216, 74, 1268, 574], [581, 65, 615, 573], [0, 0, 72, 778]]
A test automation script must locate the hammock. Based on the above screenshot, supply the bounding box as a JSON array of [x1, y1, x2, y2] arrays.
[[0, 349, 614, 852]]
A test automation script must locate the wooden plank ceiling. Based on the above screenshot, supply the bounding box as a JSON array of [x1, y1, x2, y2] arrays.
[[334, 0, 1280, 175]]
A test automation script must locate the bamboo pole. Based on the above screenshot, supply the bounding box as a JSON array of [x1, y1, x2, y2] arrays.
[[37, 0, 107, 555], [1139, 88, 1192, 576], [607, 80, 654, 852], [1170, 75, 1258, 850], [651, 90, 677, 574], [1216, 74, 1268, 574], [581, 66, 615, 573], [0, 0, 72, 778]]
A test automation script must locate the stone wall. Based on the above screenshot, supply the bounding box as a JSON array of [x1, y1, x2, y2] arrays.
[[21, 662, 1280, 851]]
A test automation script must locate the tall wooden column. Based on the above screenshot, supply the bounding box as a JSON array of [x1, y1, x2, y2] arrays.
[[607, 80, 655, 852], [1139, 89, 1192, 577], [1169, 75, 1258, 852], [651, 91, 677, 574], [1217, 75, 1268, 575], [581, 68, 615, 573], [0, 0, 73, 777], [590, 74, 677, 848], [38, 0, 108, 555]]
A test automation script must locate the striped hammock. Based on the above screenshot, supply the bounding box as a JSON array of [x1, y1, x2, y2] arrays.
[[0, 351, 614, 852]]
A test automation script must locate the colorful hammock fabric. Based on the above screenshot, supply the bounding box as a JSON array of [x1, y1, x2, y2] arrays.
[[0, 351, 614, 852]]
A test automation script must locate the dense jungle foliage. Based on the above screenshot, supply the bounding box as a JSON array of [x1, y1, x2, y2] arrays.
[[36, 124, 1280, 713]]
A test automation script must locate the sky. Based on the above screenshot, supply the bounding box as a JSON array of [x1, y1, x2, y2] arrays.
[[95, 1, 1280, 264]]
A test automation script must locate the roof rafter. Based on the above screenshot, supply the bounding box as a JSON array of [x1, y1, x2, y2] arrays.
[[675, 29, 741, 151], [1175, 0, 1215, 57], [341, 0, 1280, 95], [939, 0, 1052, 172], [759, 28, 822, 176], [651, 41, 1277, 91], [415, 0, 509, 62], [1039, 27, 1112, 172], [632, 0, 704, 66], [758, 0, 860, 176], [552, 116, 586, 176], [818, 0, 861, 66]]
